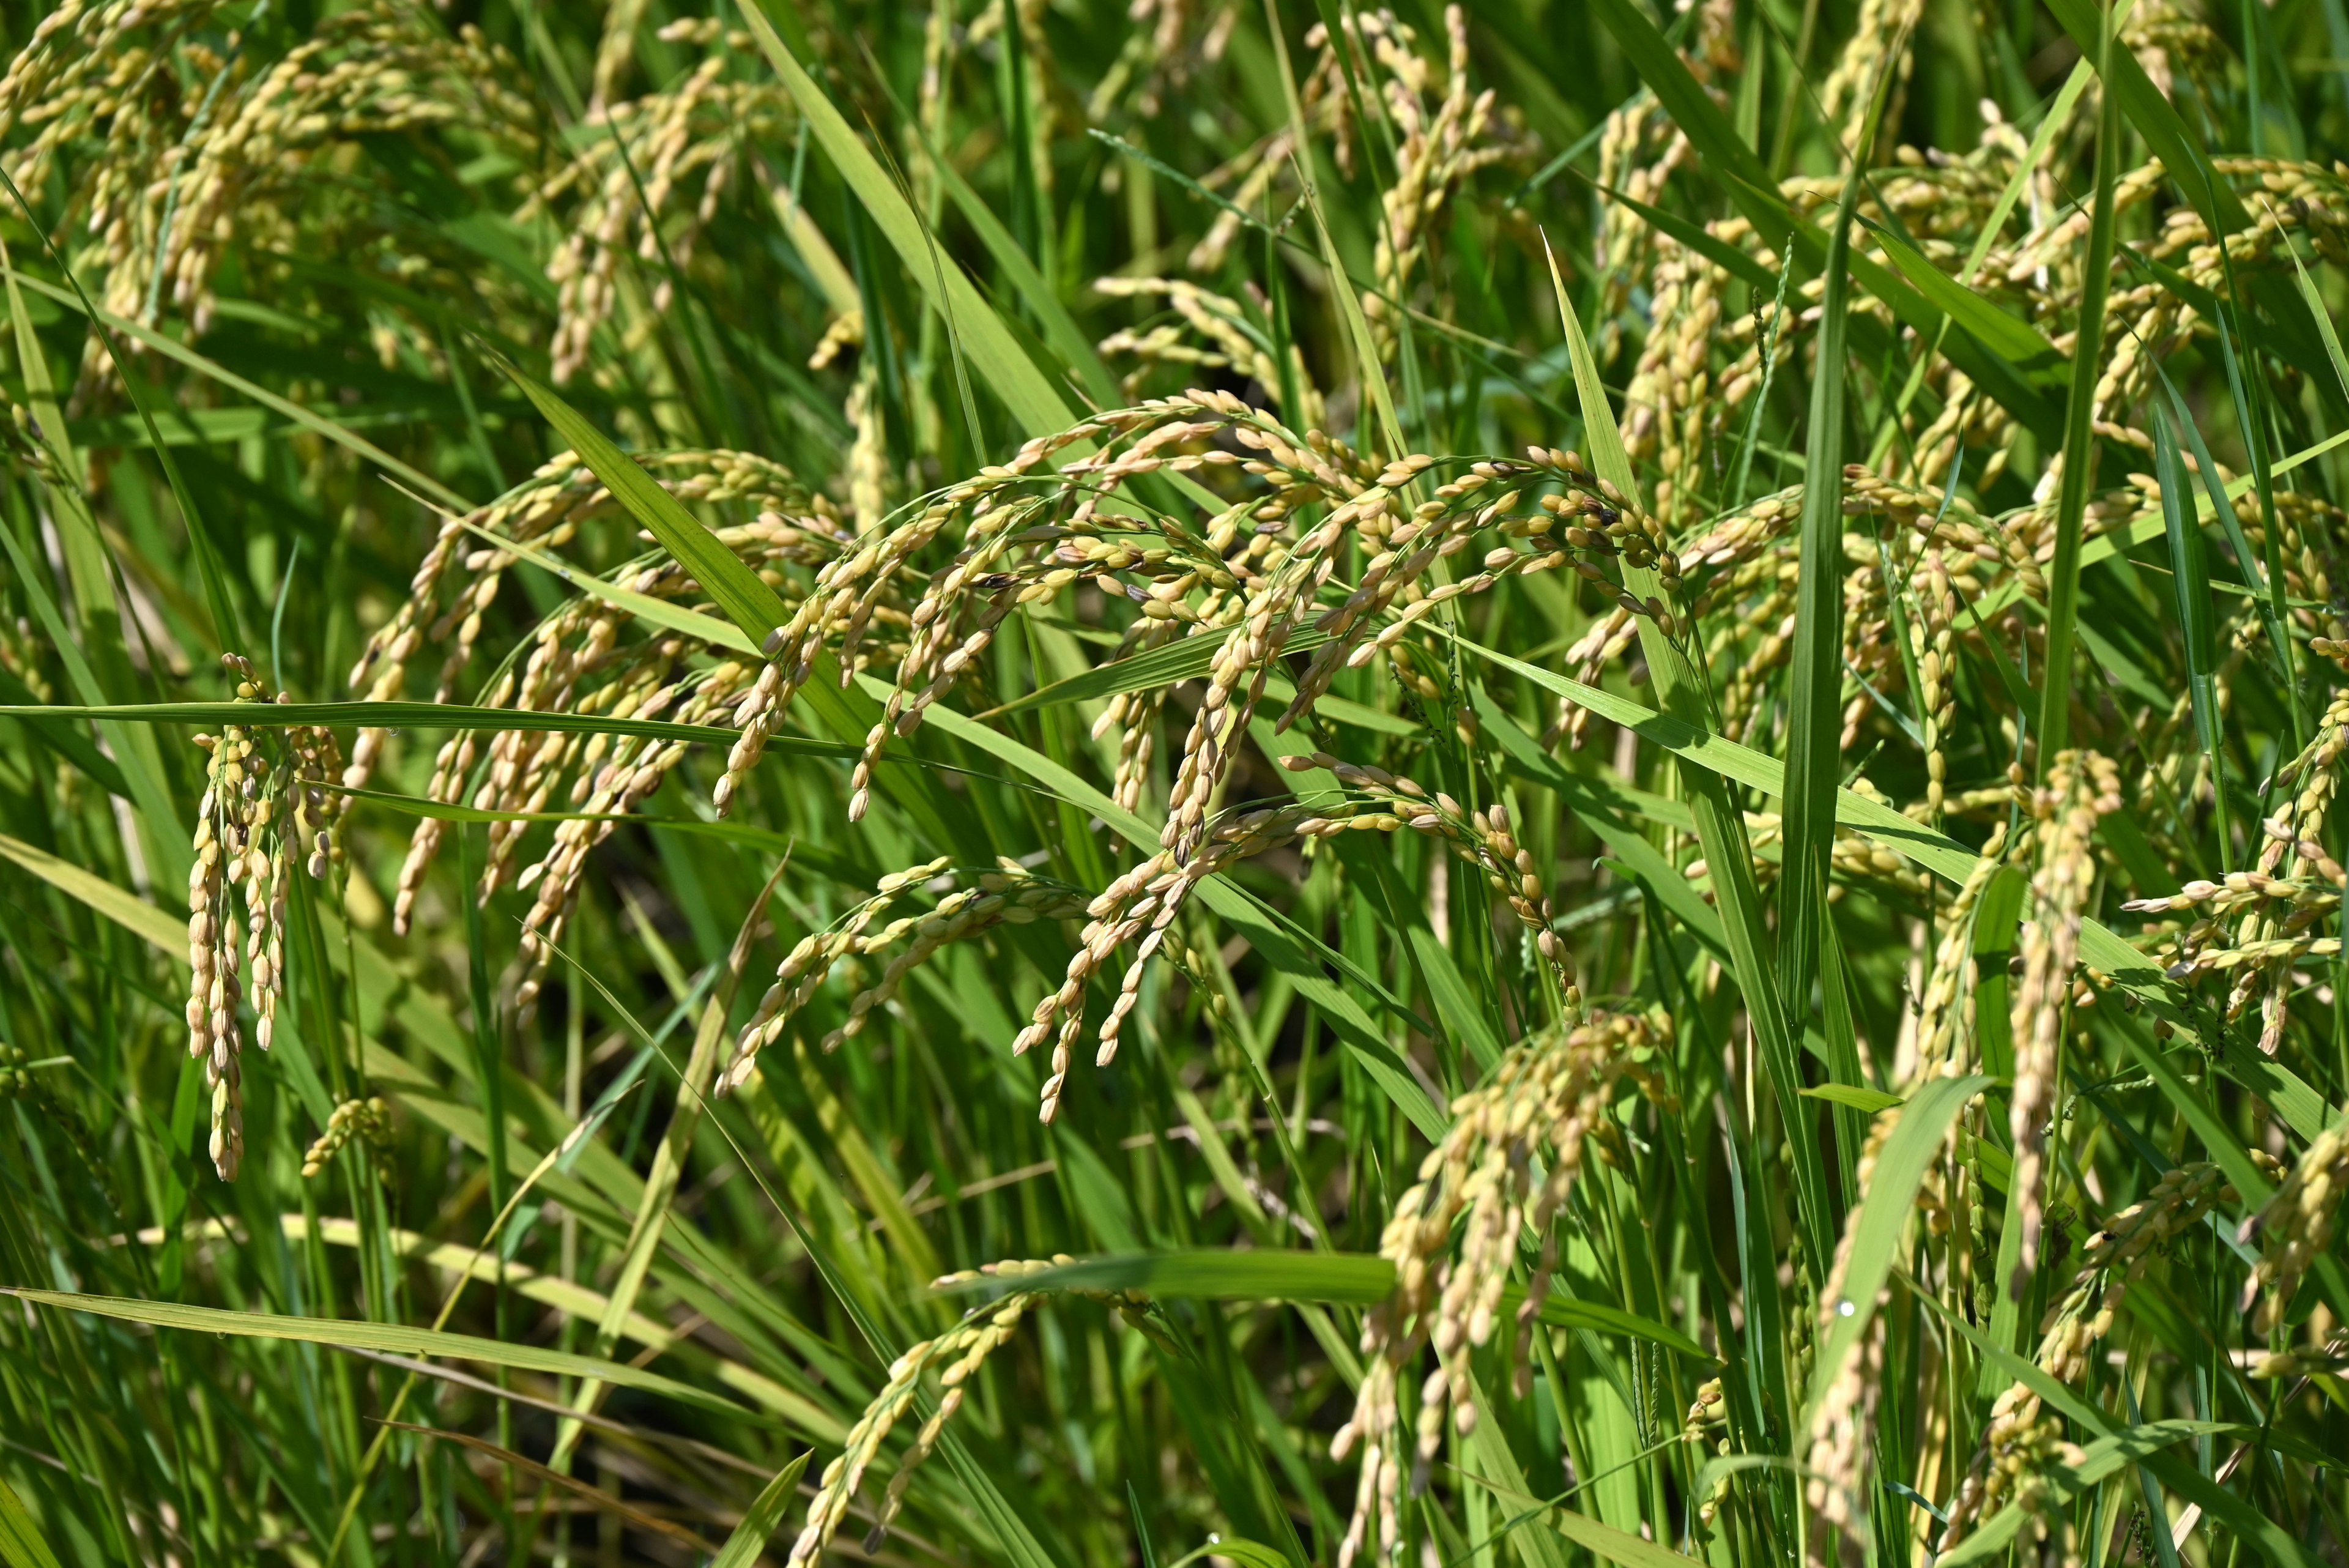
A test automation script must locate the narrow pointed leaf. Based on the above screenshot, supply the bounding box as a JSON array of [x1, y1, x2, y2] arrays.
[[740, 0, 1075, 439], [3, 1290, 750, 1416], [488, 353, 793, 648], [945, 1251, 1710, 1358]]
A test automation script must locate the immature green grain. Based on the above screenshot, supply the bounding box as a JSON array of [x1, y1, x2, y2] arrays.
[[2242, 1125, 2349, 1337], [302, 1096, 391, 1178], [1913, 826, 2011, 1077]]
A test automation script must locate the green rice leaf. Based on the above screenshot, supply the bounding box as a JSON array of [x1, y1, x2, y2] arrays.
[[1459, 1407, 1708, 1568], [1961, 64, 2092, 287], [2153, 361, 2293, 691], [457, 521, 760, 655], [740, 0, 1077, 440], [1864, 220, 2066, 384], [1586, 177, 1777, 292], [0, 1474, 62, 1568], [980, 630, 1332, 719], [906, 121, 1124, 415], [1168, 1539, 1291, 1568], [487, 353, 793, 648], [1778, 135, 1863, 1091], [2035, 10, 2123, 768], [1541, 237, 1837, 1269], [942, 1251, 1710, 1358], [0, 830, 182, 953], [0, 664, 130, 797], [1799, 1083, 1904, 1116], [2039, 0, 2246, 234], [1802, 1074, 1991, 1421], [2153, 401, 2229, 863], [2282, 230, 2349, 406], [2, 1290, 750, 1416]]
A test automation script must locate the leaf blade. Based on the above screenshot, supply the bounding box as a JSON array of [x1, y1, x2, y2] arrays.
[[2, 1290, 751, 1416]]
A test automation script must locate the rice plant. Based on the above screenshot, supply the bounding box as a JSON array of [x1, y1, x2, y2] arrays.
[[3, 0, 2349, 1564]]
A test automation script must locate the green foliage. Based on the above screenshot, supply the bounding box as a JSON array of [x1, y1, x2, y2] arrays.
[[2, 0, 2349, 1566]]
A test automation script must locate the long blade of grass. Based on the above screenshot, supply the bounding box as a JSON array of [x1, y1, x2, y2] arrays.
[[2152, 403, 2230, 867], [1583, 176, 1777, 291], [979, 630, 1332, 719], [2281, 226, 2349, 404], [488, 351, 792, 645], [2038, 0, 2246, 234], [2151, 360, 2293, 693], [740, 0, 1077, 439], [455, 520, 760, 654], [1964, 63, 2093, 286], [1542, 237, 1838, 1270], [1474, 691, 1729, 957], [551, 867, 782, 1464], [2034, 13, 2121, 773], [0, 1475, 62, 1568], [2210, 308, 2303, 738], [1457, 1418, 1709, 1568], [321, 783, 861, 874], [286, 1216, 842, 1434], [946, 1251, 1709, 1356], [0, 831, 181, 951], [884, 82, 1124, 414], [2, 1290, 749, 1416], [0, 343, 188, 886], [1802, 1074, 1991, 1421], [1864, 219, 2066, 382], [1778, 122, 1863, 1086], [710, 1450, 817, 1568], [1304, 184, 1405, 459], [1971, 420, 2349, 623]]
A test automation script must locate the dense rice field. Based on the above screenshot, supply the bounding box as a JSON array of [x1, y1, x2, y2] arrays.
[[2, 0, 2348, 1565]]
